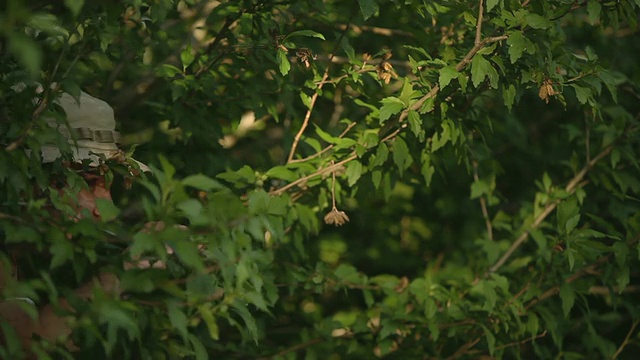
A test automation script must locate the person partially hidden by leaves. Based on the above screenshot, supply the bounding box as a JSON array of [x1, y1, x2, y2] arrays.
[[0, 91, 150, 358]]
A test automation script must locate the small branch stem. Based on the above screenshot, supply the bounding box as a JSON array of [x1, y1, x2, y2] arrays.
[[473, 160, 493, 241], [331, 161, 337, 209], [286, 20, 353, 163], [258, 337, 324, 360], [486, 143, 614, 275], [289, 122, 356, 164], [611, 320, 640, 359], [475, 0, 484, 45]]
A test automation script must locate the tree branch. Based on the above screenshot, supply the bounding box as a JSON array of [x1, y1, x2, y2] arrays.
[[286, 20, 353, 163], [258, 337, 324, 360], [611, 319, 640, 359], [486, 142, 615, 275], [273, 30, 508, 196], [475, 0, 484, 45], [473, 160, 493, 241], [289, 122, 356, 164]]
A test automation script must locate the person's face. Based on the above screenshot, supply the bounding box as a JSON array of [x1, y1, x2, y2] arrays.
[[74, 172, 113, 219]]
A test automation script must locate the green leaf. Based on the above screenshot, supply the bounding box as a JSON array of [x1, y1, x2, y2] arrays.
[[438, 66, 458, 88], [392, 137, 413, 176], [50, 239, 74, 269], [559, 283, 575, 318], [431, 121, 451, 152], [587, 0, 601, 24], [407, 110, 422, 137], [285, 30, 325, 40], [189, 335, 208, 360], [277, 48, 290, 75], [64, 0, 84, 17], [616, 266, 630, 293], [217, 165, 256, 186], [95, 198, 120, 222], [420, 151, 435, 186], [27, 14, 68, 37], [481, 324, 496, 356], [612, 241, 629, 267], [470, 179, 490, 199], [266, 166, 297, 181], [486, 0, 499, 12], [198, 304, 219, 340], [525, 13, 552, 29], [557, 196, 579, 234], [334, 264, 362, 283], [379, 97, 405, 124], [372, 143, 389, 166], [358, 0, 379, 20], [177, 199, 204, 224], [231, 300, 260, 343], [167, 303, 189, 342], [8, 33, 42, 78], [371, 169, 382, 188], [503, 84, 516, 111], [181, 45, 195, 70], [182, 174, 225, 191], [398, 78, 417, 105], [345, 161, 363, 187], [507, 31, 526, 64], [571, 84, 591, 104], [471, 55, 499, 88]]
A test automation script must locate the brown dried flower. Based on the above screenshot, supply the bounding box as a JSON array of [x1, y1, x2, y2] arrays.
[[324, 207, 350, 226], [376, 61, 397, 84], [296, 48, 315, 68], [538, 78, 559, 104]]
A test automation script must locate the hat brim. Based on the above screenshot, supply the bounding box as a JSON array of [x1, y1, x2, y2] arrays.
[[41, 145, 151, 172]]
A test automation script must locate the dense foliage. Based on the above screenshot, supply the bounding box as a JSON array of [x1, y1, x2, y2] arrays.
[[2, 0, 640, 358]]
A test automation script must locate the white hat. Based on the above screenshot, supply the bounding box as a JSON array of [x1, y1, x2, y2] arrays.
[[42, 91, 150, 172]]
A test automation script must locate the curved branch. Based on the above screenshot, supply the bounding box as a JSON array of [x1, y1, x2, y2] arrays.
[[486, 143, 615, 275], [286, 19, 354, 163]]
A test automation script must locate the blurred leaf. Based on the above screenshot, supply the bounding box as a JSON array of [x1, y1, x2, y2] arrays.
[[182, 174, 225, 191], [65, 0, 85, 17], [277, 48, 290, 75], [559, 283, 575, 318], [471, 54, 499, 88], [525, 13, 552, 29], [345, 161, 363, 186], [8, 33, 42, 78], [392, 137, 412, 176], [285, 30, 325, 40], [96, 198, 120, 222], [358, 0, 379, 20], [438, 66, 458, 88], [379, 97, 405, 124]]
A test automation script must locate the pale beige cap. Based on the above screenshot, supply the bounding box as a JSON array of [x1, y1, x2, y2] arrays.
[[42, 91, 149, 172]]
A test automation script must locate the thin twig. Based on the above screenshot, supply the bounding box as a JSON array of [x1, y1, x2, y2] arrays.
[[475, 0, 484, 45], [270, 154, 357, 196], [330, 161, 337, 209], [611, 319, 640, 359], [258, 337, 324, 360], [445, 337, 481, 360], [486, 142, 615, 275], [494, 331, 547, 351], [473, 160, 493, 241], [286, 20, 353, 163], [289, 122, 356, 163]]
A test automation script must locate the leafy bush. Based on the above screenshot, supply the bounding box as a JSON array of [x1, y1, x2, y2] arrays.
[[1, 0, 640, 358]]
